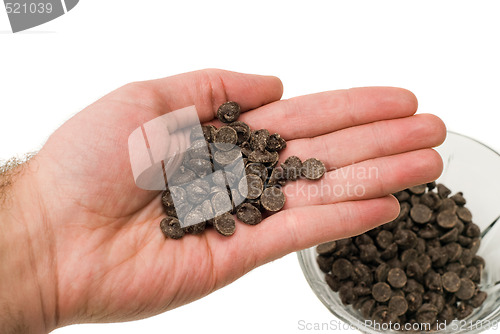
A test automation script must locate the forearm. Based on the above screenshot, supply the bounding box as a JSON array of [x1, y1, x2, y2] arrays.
[[0, 157, 57, 334]]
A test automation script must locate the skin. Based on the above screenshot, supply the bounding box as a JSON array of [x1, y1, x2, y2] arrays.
[[0, 69, 446, 333]]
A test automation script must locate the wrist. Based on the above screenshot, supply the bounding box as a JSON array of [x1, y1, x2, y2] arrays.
[[0, 158, 58, 333]]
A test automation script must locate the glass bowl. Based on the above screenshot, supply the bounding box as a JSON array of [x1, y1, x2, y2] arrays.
[[297, 131, 500, 333]]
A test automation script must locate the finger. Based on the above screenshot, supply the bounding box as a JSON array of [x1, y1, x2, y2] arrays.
[[282, 149, 443, 209], [221, 196, 400, 267], [120, 69, 284, 122], [236, 87, 418, 140], [279, 113, 446, 171]]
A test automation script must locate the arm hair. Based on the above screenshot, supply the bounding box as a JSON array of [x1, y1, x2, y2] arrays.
[[0, 152, 37, 205]]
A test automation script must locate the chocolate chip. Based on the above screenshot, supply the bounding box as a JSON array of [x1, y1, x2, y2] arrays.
[[183, 210, 206, 234], [442, 272, 461, 293], [199, 199, 215, 222], [439, 227, 459, 243], [227, 121, 250, 144], [460, 248, 474, 266], [437, 183, 452, 198], [359, 244, 379, 263], [446, 262, 465, 276], [217, 101, 241, 123], [410, 204, 433, 224], [394, 190, 410, 202], [170, 165, 197, 186], [249, 129, 270, 152], [260, 186, 286, 212], [388, 268, 407, 288], [428, 247, 449, 268], [245, 163, 268, 182], [316, 255, 334, 273], [339, 282, 356, 305], [456, 302, 473, 319], [355, 234, 374, 246], [239, 174, 264, 200], [376, 230, 393, 249], [236, 203, 263, 225], [185, 179, 211, 204], [375, 263, 390, 282], [415, 237, 426, 253], [458, 235, 472, 247], [425, 271, 442, 291], [281, 156, 302, 181], [211, 191, 232, 216], [388, 296, 408, 316], [239, 141, 252, 157], [160, 217, 185, 239], [352, 263, 373, 286], [401, 249, 419, 267], [444, 242, 463, 262], [301, 158, 326, 180], [450, 192, 466, 206], [361, 299, 376, 318], [380, 243, 398, 260], [187, 158, 213, 177], [415, 254, 431, 275], [469, 291, 487, 308], [247, 149, 279, 164], [404, 279, 425, 294], [213, 212, 236, 236], [472, 255, 485, 268], [465, 223, 480, 238], [455, 278, 475, 300], [406, 261, 423, 282], [438, 304, 454, 324], [457, 207, 473, 223], [316, 241, 337, 256], [174, 202, 193, 219], [372, 305, 399, 324], [372, 282, 392, 302], [416, 303, 439, 324], [189, 139, 212, 161], [214, 126, 238, 149], [394, 229, 417, 249], [437, 210, 458, 229], [325, 273, 341, 292], [266, 133, 287, 152], [162, 188, 174, 206], [267, 167, 285, 186], [409, 184, 427, 195], [332, 258, 353, 280], [406, 292, 423, 312], [420, 192, 441, 210], [416, 224, 438, 240], [213, 147, 242, 165], [396, 203, 411, 222], [439, 198, 457, 213], [462, 266, 479, 282], [469, 238, 481, 254]]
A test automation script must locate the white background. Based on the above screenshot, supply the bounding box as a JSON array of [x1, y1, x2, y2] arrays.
[[1, 1, 499, 333]]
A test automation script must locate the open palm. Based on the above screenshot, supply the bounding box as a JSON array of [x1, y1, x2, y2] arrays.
[[33, 69, 446, 327]]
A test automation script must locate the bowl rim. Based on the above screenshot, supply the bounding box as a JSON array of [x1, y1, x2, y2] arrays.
[[445, 130, 500, 158]]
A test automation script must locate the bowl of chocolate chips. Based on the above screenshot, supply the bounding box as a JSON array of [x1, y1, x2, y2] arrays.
[[298, 131, 500, 333]]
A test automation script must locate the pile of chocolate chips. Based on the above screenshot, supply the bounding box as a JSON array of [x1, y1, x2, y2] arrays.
[[160, 101, 326, 239], [316, 182, 487, 329]]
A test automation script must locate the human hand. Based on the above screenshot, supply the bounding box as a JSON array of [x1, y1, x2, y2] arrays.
[[0, 69, 446, 332]]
